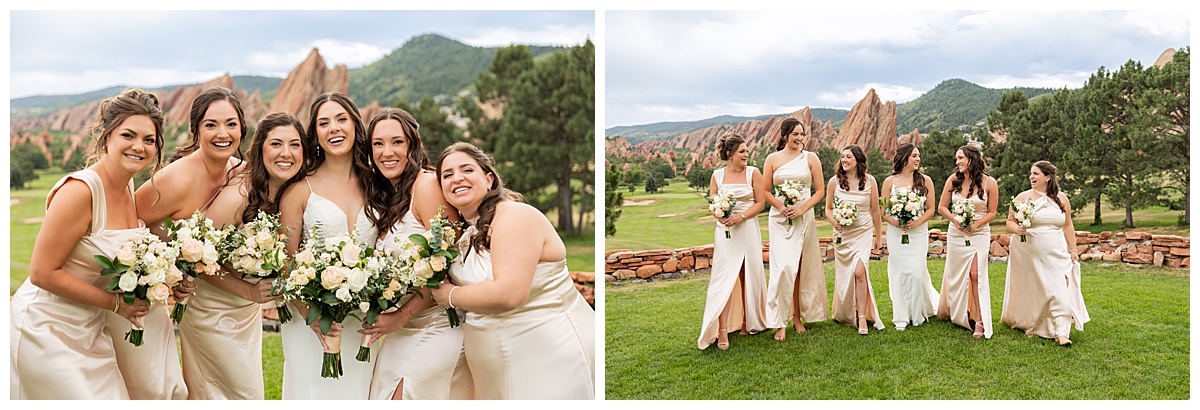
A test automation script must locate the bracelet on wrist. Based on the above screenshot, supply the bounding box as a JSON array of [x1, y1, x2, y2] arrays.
[[448, 286, 458, 309], [113, 295, 121, 313]]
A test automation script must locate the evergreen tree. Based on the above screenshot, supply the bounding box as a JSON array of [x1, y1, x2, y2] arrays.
[[865, 148, 889, 191], [920, 128, 970, 192], [1138, 47, 1190, 225], [1094, 60, 1160, 228], [605, 164, 624, 237], [686, 166, 712, 190], [395, 97, 463, 159]]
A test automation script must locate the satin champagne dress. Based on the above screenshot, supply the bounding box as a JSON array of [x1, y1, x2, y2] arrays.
[[1000, 194, 1090, 339], [830, 181, 885, 330], [937, 192, 993, 338], [280, 179, 379, 399], [10, 170, 136, 399], [448, 223, 596, 399], [766, 152, 829, 330], [697, 167, 768, 349], [886, 185, 940, 329], [369, 209, 472, 400]]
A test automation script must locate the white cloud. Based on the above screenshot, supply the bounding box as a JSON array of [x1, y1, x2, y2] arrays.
[[462, 23, 594, 46], [11, 68, 228, 98], [816, 83, 925, 108], [975, 72, 1093, 90]]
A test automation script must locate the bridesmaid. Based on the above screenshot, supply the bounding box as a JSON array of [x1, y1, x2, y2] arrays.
[[880, 143, 940, 330], [760, 118, 828, 341], [1001, 161, 1090, 346], [277, 92, 382, 399], [430, 142, 595, 399], [357, 108, 472, 400], [696, 133, 768, 350], [195, 112, 309, 398], [11, 89, 161, 399], [936, 145, 998, 339], [132, 87, 250, 399], [825, 145, 885, 334]]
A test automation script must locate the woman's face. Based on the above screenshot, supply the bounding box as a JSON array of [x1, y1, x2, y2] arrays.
[[955, 149, 970, 174], [106, 115, 158, 175], [840, 149, 856, 172], [198, 100, 242, 160], [1029, 165, 1048, 191], [262, 125, 302, 183], [440, 151, 494, 215], [729, 143, 749, 167], [787, 126, 806, 150], [371, 119, 409, 184], [907, 148, 921, 171], [314, 101, 355, 158]]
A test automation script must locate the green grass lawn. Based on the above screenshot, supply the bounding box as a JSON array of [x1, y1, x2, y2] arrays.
[[605, 259, 1189, 399], [607, 178, 1189, 252]]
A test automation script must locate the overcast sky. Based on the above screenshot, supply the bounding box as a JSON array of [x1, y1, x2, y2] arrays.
[[8, 10, 594, 99], [606, 10, 1190, 127]]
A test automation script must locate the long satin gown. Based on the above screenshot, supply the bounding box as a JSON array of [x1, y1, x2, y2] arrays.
[[178, 265, 264, 398], [830, 181, 885, 330], [1001, 194, 1090, 340], [697, 167, 768, 349], [448, 223, 596, 399], [886, 188, 939, 329], [937, 192, 993, 338], [766, 152, 829, 331], [11, 170, 135, 399], [369, 209, 472, 400], [280, 179, 379, 399]]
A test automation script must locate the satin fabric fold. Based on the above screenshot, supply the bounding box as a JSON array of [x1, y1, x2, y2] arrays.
[[766, 153, 829, 330], [1001, 195, 1090, 339], [699, 167, 768, 349]]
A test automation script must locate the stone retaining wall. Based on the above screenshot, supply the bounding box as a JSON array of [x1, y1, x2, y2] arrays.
[[606, 230, 1188, 282]]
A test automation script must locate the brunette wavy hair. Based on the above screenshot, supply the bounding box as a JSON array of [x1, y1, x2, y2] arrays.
[[241, 112, 309, 224], [717, 133, 746, 161], [776, 118, 805, 151], [1033, 160, 1065, 214], [836, 145, 868, 191], [436, 142, 524, 255], [950, 145, 986, 200], [303, 92, 385, 230], [366, 108, 431, 233], [169, 87, 247, 165], [891, 143, 928, 197], [85, 88, 166, 170]]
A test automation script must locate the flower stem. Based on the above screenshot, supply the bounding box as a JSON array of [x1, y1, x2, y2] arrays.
[[169, 301, 187, 323], [125, 328, 144, 347], [446, 308, 461, 328], [276, 302, 292, 324]]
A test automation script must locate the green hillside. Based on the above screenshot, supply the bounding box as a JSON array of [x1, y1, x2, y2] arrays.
[[10, 75, 282, 119], [348, 33, 565, 106], [894, 78, 1056, 134], [607, 108, 850, 146]]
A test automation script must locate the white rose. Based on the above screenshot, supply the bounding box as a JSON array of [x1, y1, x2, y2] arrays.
[[176, 226, 193, 242], [324, 237, 343, 249], [141, 252, 157, 269], [148, 241, 168, 256], [430, 255, 447, 272], [413, 259, 434, 281], [366, 256, 381, 273], [1022, 220, 1031, 227], [904, 203, 915, 212], [1014, 212, 1025, 221], [147, 282, 171, 305], [382, 289, 395, 300], [340, 242, 361, 266], [119, 272, 138, 292], [954, 216, 964, 223], [295, 249, 315, 265], [908, 192, 918, 201], [238, 255, 256, 272], [346, 267, 368, 292], [255, 230, 273, 247], [201, 242, 219, 264], [115, 244, 136, 266], [149, 267, 166, 286], [335, 287, 352, 302], [359, 301, 370, 313], [166, 264, 184, 287]]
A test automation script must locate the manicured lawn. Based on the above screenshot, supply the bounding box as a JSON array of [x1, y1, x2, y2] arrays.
[[605, 259, 1189, 399]]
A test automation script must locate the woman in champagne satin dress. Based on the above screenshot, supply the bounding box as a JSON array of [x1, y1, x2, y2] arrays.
[[936, 145, 998, 339], [760, 118, 828, 342], [431, 142, 595, 399], [11, 89, 161, 399], [1001, 161, 1090, 346], [826, 145, 885, 334]]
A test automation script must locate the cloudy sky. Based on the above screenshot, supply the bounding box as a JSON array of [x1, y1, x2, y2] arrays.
[[605, 10, 1190, 128], [8, 9, 594, 99]]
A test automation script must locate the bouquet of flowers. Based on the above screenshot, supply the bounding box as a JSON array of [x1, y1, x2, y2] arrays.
[[95, 230, 182, 346], [880, 187, 924, 244], [951, 199, 979, 246], [219, 211, 293, 323], [830, 197, 858, 244], [389, 210, 463, 328], [773, 180, 808, 226], [356, 237, 418, 362], [165, 210, 230, 323], [1010, 197, 1036, 242], [708, 192, 738, 238], [282, 228, 383, 378]]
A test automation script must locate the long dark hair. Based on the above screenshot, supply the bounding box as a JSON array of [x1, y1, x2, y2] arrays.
[[242, 112, 308, 224], [170, 87, 247, 164], [891, 143, 928, 197], [1033, 160, 1065, 214], [836, 145, 868, 191], [303, 92, 384, 229], [950, 145, 986, 200], [85, 89, 165, 170], [718, 133, 745, 161], [367, 108, 431, 232], [436, 142, 524, 255], [776, 118, 804, 151]]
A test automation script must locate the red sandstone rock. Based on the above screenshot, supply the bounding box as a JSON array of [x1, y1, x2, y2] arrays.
[[898, 128, 923, 147], [990, 242, 1008, 257], [1170, 247, 1189, 256], [1165, 257, 1182, 268], [570, 271, 595, 283], [614, 269, 636, 280], [1102, 253, 1122, 262], [1182, 257, 1189, 268], [605, 249, 629, 258], [680, 256, 695, 270], [663, 259, 679, 273], [269, 48, 350, 126], [830, 89, 899, 159], [696, 258, 710, 270], [1126, 232, 1152, 241], [1099, 231, 1113, 241], [1154, 251, 1165, 266], [635, 249, 672, 257], [1154, 48, 1177, 68], [996, 234, 1010, 247], [1077, 235, 1098, 245], [1123, 252, 1153, 264]]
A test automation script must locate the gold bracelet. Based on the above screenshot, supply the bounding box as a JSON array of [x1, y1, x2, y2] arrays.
[[113, 295, 120, 313]]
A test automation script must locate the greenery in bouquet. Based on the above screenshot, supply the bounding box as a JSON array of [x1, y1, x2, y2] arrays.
[[96, 230, 182, 346], [164, 210, 230, 323], [218, 210, 293, 322]]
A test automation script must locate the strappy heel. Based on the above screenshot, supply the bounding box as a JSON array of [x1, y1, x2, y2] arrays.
[[717, 328, 730, 350], [971, 320, 984, 339], [857, 315, 869, 335]]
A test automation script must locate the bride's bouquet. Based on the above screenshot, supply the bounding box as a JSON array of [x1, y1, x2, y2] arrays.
[[950, 199, 979, 246], [773, 180, 807, 226], [282, 228, 383, 378], [1010, 197, 1036, 242], [354, 238, 417, 362], [389, 210, 463, 328], [881, 187, 923, 244], [165, 210, 230, 323], [708, 192, 738, 238], [96, 230, 182, 346], [830, 197, 858, 244], [219, 211, 293, 322]]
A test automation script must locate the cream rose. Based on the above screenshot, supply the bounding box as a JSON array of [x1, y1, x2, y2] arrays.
[[321, 266, 346, 290], [255, 230, 274, 248], [147, 282, 171, 304], [413, 259, 434, 281], [359, 301, 370, 313], [115, 244, 136, 266], [180, 238, 204, 263], [295, 249, 316, 265], [430, 255, 447, 272]]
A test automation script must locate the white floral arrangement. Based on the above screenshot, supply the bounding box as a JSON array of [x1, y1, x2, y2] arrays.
[[831, 196, 858, 244], [708, 192, 738, 238], [1010, 197, 1036, 243], [96, 230, 182, 346], [951, 198, 979, 246], [219, 210, 293, 322], [773, 180, 808, 226], [165, 210, 230, 323], [880, 186, 924, 244], [385, 210, 462, 328]]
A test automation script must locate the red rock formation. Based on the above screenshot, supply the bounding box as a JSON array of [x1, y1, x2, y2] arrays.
[[1153, 48, 1176, 68], [605, 137, 633, 159], [241, 90, 268, 124], [359, 100, 383, 125], [162, 75, 236, 126], [898, 128, 923, 147], [269, 48, 350, 125], [47, 100, 101, 133], [830, 89, 898, 159], [60, 134, 84, 167]]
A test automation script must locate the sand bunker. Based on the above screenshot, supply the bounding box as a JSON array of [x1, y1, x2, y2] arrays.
[[623, 199, 655, 206], [657, 213, 683, 218]]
